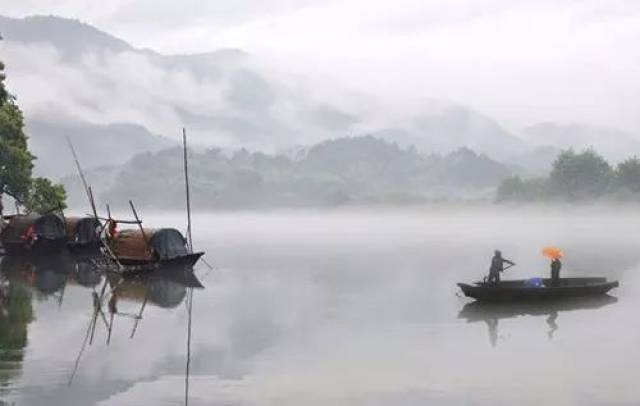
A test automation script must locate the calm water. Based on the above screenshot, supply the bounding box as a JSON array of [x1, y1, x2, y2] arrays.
[[1, 206, 640, 406]]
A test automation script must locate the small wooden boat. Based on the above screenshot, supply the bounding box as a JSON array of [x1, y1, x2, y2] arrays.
[[0, 214, 67, 255], [108, 228, 203, 271], [458, 277, 619, 302], [64, 216, 102, 254]]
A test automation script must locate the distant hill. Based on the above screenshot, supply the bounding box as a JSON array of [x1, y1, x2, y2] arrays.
[[63, 135, 513, 210], [0, 15, 132, 57], [523, 123, 640, 163], [2, 14, 540, 170], [0, 14, 359, 159], [27, 114, 175, 179], [376, 106, 529, 161]]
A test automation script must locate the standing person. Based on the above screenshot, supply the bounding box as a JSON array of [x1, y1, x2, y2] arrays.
[[488, 250, 515, 284], [550, 257, 562, 286]]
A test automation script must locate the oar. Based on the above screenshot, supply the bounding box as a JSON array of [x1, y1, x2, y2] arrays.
[[482, 263, 517, 283]]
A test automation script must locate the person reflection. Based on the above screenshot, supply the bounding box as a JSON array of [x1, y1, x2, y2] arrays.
[[546, 311, 558, 340], [485, 318, 499, 347], [460, 295, 617, 347]]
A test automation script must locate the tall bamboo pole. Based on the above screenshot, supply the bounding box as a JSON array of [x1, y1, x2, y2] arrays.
[[183, 128, 193, 253]]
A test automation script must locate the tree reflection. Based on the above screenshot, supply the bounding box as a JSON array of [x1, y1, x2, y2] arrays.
[[0, 259, 35, 399]]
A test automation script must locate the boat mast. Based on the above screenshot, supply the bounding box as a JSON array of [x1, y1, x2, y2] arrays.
[[67, 137, 92, 208], [183, 128, 193, 253]]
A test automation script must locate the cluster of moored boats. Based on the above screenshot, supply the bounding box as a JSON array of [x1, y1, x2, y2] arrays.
[[0, 212, 203, 274]]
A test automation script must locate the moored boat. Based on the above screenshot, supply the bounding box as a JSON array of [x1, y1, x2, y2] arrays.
[[108, 228, 203, 272], [458, 277, 619, 302], [64, 216, 102, 254], [0, 214, 67, 255]]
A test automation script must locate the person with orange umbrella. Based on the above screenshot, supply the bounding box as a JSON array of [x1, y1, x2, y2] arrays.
[[542, 247, 563, 286]]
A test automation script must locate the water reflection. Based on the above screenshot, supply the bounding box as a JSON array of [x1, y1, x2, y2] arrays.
[[0, 263, 34, 400], [458, 295, 618, 347], [0, 254, 203, 403]]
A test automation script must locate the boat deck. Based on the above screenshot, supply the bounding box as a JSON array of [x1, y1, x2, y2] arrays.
[[458, 277, 619, 302]]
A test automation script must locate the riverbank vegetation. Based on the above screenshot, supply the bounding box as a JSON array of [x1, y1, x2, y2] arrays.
[[497, 149, 640, 202], [0, 57, 66, 214]]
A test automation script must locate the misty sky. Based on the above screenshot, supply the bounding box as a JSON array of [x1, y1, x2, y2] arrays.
[[2, 0, 640, 134]]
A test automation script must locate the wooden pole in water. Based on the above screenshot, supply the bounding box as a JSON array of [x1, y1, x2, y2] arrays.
[[107, 312, 115, 345], [129, 294, 148, 339], [67, 137, 93, 206], [89, 289, 102, 345], [184, 287, 194, 406], [87, 187, 98, 219], [90, 189, 122, 269], [183, 128, 193, 253]]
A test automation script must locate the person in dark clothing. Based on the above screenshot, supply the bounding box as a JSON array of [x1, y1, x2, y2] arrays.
[[488, 250, 515, 284], [550, 258, 562, 286]]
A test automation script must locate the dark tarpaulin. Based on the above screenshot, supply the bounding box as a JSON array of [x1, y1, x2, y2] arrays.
[[73, 217, 101, 244], [33, 214, 66, 239], [150, 229, 188, 260]]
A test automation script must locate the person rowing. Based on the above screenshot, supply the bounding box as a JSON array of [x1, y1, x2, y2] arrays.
[[488, 250, 515, 284]]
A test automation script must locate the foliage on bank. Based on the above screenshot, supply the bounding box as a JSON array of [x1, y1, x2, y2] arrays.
[[69, 136, 512, 209], [0, 58, 66, 214], [497, 149, 640, 202]]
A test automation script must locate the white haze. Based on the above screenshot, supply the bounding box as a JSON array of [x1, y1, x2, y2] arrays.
[[0, 40, 369, 152], [3, 0, 640, 137]]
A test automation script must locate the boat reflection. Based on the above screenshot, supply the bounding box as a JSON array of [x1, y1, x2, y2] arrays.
[[67, 264, 204, 394], [108, 267, 204, 309], [458, 295, 618, 347], [1, 255, 75, 303], [1, 254, 204, 391]]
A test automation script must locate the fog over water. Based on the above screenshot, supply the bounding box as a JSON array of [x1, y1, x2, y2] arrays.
[[2, 2, 640, 405], [1, 206, 639, 405]]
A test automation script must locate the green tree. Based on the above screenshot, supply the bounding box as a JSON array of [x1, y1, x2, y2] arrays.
[[548, 149, 613, 201], [23, 178, 67, 214], [0, 59, 66, 214], [616, 157, 640, 194], [0, 61, 33, 204]]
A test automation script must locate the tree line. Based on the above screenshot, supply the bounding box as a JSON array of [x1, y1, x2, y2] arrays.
[[497, 149, 640, 202], [75, 137, 511, 210]]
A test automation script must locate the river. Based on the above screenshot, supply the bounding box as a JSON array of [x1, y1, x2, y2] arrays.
[[1, 206, 638, 405]]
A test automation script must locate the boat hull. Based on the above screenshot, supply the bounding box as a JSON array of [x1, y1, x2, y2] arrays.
[[458, 277, 619, 302], [67, 240, 102, 256], [1, 237, 67, 256], [117, 252, 204, 274]]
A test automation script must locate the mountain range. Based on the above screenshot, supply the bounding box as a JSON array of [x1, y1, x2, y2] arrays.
[[1, 14, 640, 189]]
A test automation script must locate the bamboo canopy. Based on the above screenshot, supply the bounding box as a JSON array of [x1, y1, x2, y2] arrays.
[[109, 228, 189, 262]]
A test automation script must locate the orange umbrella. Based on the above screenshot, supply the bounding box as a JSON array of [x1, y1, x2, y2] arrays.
[[542, 246, 564, 260]]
